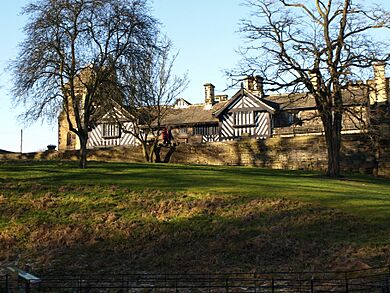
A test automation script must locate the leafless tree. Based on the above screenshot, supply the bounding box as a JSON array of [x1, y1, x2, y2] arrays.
[[10, 0, 157, 168], [238, 0, 390, 177], [117, 38, 189, 162]]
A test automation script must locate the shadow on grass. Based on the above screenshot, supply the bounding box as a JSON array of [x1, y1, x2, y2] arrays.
[[1, 160, 390, 225], [2, 193, 388, 275]]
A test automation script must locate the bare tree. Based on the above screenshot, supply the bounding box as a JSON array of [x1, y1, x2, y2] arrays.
[[238, 0, 390, 177], [117, 38, 188, 162], [10, 0, 157, 168]]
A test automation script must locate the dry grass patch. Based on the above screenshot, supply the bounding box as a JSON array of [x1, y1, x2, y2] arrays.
[[1, 161, 390, 275]]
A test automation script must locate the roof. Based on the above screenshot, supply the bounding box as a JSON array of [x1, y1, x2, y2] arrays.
[[90, 84, 371, 127], [266, 85, 369, 111], [91, 99, 132, 122], [173, 98, 192, 109], [266, 93, 316, 110], [91, 99, 226, 127], [161, 101, 228, 126], [213, 88, 278, 117]]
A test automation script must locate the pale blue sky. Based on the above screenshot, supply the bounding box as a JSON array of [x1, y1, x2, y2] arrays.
[[0, 0, 245, 152], [0, 0, 388, 152]]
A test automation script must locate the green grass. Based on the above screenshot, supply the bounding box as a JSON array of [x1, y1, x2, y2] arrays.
[[0, 160, 389, 274], [2, 160, 389, 222]]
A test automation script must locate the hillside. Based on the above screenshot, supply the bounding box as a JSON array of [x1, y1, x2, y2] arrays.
[[0, 149, 13, 154], [0, 160, 389, 275]]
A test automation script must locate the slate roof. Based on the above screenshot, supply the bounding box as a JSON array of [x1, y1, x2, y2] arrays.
[[266, 86, 369, 111], [161, 87, 281, 126], [266, 93, 316, 110], [173, 98, 192, 108], [91, 85, 370, 127], [161, 101, 228, 126]]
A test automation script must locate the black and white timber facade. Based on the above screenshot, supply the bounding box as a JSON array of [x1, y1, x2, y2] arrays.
[[59, 66, 389, 151], [62, 78, 280, 149], [214, 88, 277, 141]]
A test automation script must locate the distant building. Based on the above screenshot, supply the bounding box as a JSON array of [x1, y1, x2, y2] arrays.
[[58, 64, 389, 150]]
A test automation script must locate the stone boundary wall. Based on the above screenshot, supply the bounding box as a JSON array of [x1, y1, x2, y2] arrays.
[[2, 134, 387, 177], [166, 134, 379, 175], [377, 124, 390, 178]]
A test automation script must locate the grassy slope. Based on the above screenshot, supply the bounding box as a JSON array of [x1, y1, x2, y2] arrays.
[[0, 160, 390, 274]]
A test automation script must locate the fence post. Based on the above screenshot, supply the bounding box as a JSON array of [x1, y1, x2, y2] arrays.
[[311, 278, 314, 293], [387, 265, 390, 293], [298, 273, 301, 292], [25, 279, 30, 293], [272, 277, 275, 293], [345, 273, 348, 293], [253, 273, 257, 293], [5, 274, 9, 293], [78, 275, 82, 293], [225, 278, 229, 293]]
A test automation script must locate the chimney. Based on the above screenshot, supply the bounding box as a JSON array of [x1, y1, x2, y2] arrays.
[[204, 83, 215, 109], [254, 75, 264, 96], [244, 75, 264, 96], [215, 94, 229, 102], [309, 70, 319, 91], [371, 63, 388, 104], [244, 76, 255, 92]]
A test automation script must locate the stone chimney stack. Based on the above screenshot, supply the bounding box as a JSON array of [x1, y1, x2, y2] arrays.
[[254, 75, 264, 96], [243, 75, 264, 96], [309, 70, 319, 91], [244, 76, 255, 92], [204, 83, 215, 109], [371, 63, 388, 104]]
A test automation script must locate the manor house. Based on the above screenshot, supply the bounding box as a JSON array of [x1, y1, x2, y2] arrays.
[[58, 64, 389, 150]]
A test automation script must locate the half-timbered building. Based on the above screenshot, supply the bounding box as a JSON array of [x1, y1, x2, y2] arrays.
[[58, 64, 389, 151], [213, 87, 277, 141], [87, 103, 137, 148]]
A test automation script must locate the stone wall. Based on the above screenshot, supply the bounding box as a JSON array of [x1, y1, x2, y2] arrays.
[[2, 134, 387, 177], [77, 134, 381, 175], [377, 123, 390, 178], [164, 134, 378, 175]]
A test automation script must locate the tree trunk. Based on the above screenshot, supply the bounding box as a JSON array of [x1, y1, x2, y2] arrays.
[[148, 146, 154, 163], [78, 134, 88, 169], [141, 142, 150, 162], [323, 113, 342, 178], [163, 144, 176, 163], [154, 144, 162, 163], [150, 140, 160, 163]]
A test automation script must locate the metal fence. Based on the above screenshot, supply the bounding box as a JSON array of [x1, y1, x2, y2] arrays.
[[1, 266, 390, 292]]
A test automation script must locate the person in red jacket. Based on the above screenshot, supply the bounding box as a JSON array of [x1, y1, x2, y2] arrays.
[[162, 127, 168, 145], [167, 127, 173, 146]]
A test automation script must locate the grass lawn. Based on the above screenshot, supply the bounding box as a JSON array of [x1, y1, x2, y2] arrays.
[[0, 160, 390, 274]]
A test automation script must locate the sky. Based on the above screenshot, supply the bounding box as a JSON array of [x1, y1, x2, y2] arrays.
[[0, 0, 388, 153], [0, 0, 246, 153]]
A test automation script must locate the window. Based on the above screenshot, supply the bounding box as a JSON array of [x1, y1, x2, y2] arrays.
[[102, 123, 120, 138], [179, 127, 187, 134], [194, 125, 218, 136], [234, 111, 255, 127], [287, 112, 300, 125], [288, 113, 295, 124], [66, 132, 73, 146]]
